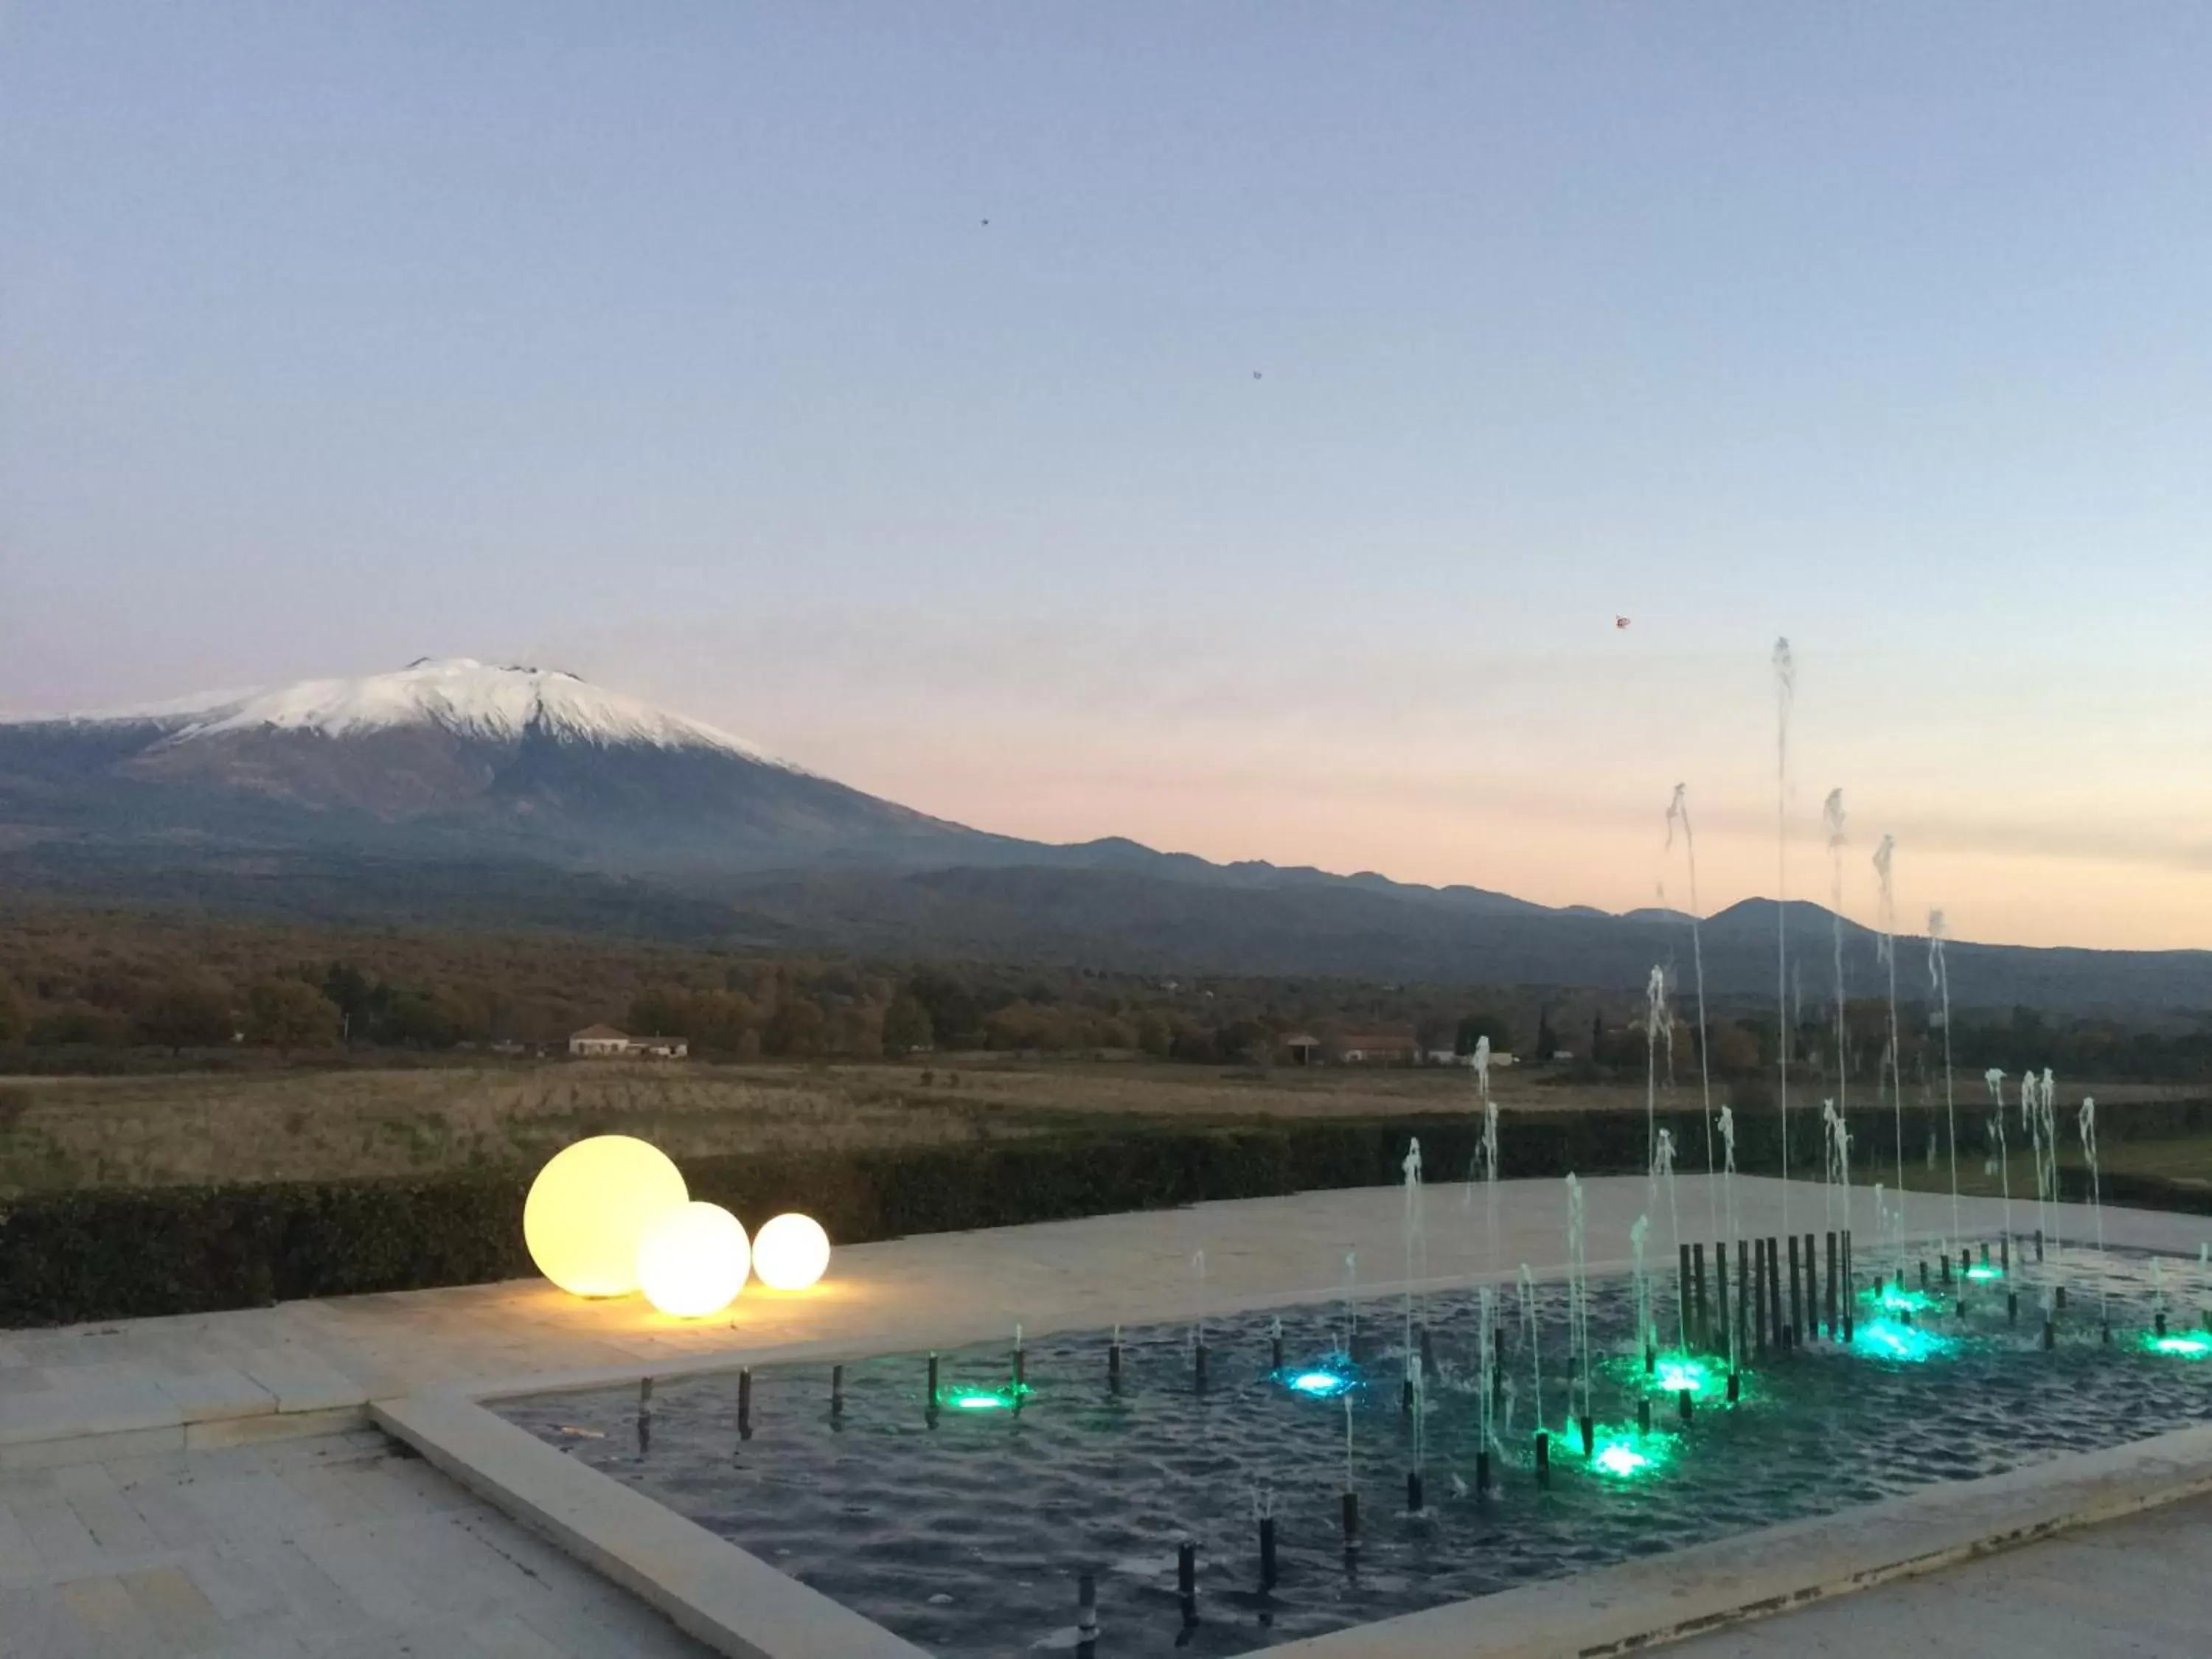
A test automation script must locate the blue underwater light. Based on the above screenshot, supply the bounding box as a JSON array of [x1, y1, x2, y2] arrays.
[[1279, 1358, 1361, 1399]]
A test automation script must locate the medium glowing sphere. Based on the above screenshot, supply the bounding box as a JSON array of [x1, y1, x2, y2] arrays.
[[751, 1212, 832, 1291], [524, 1135, 687, 1298], [636, 1202, 751, 1317]]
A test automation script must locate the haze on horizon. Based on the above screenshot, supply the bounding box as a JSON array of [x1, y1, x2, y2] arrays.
[[4, 6, 2209, 954]]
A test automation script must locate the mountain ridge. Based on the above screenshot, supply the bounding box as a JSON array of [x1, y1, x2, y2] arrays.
[[5, 659, 2209, 1014]]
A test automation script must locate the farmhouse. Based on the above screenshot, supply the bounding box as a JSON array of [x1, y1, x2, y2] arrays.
[[566, 1025, 689, 1060]]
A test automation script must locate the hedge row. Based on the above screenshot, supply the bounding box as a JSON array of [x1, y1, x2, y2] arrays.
[[3, 1099, 2205, 1326]]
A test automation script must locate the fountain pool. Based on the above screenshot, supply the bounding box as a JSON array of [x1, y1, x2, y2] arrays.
[[494, 1243, 2212, 1657]]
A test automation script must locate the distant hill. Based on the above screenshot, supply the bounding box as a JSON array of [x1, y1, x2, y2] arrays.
[[4, 658, 2210, 1015]]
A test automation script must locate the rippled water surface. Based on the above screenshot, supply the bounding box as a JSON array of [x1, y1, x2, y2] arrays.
[[498, 1244, 2212, 1656]]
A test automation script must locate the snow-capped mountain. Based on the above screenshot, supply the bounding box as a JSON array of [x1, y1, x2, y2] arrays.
[[0, 658, 987, 870], [66, 658, 796, 763]]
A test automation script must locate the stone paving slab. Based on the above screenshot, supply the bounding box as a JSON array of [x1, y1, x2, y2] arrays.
[[0, 1430, 712, 1658]]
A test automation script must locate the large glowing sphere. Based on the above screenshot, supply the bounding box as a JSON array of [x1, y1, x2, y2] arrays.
[[524, 1135, 688, 1298], [751, 1212, 832, 1291], [636, 1203, 751, 1318]]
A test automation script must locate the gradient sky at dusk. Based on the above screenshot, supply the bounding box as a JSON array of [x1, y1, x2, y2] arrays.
[[4, 5, 2210, 949]]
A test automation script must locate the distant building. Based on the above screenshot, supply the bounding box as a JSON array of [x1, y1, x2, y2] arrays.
[[1281, 1033, 1321, 1065], [568, 1026, 689, 1060], [1336, 1029, 1419, 1065], [1424, 1048, 1517, 1068]]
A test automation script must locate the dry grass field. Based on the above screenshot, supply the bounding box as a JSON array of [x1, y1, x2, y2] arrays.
[[0, 1057, 1596, 1194], [0, 1055, 2197, 1196]]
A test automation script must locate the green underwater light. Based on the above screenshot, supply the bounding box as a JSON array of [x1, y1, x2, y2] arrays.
[[1574, 1419, 1677, 1479], [1853, 1318, 1952, 1363], [1593, 1441, 1653, 1477], [1965, 1264, 2003, 1281], [1653, 1356, 1716, 1396], [1866, 1284, 1939, 1315], [946, 1382, 1032, 1411], [2145, 1332, 2212, 1359]]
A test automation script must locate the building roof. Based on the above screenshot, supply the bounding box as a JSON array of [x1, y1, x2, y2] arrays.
[[1338, 1029, 1418, 1048], [571, 1024, 627, 1040]]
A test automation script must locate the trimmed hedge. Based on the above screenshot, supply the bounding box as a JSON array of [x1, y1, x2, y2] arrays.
[[4, 1099, 2207, 1326]]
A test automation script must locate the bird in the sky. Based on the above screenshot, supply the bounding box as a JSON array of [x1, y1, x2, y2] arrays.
[[1615, 616, 1632, 630], [1252, 370, 1262, 380], [981, 218, 990, 226]]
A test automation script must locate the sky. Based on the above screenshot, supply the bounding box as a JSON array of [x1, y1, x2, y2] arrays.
[[4, 4, 2211, 950]]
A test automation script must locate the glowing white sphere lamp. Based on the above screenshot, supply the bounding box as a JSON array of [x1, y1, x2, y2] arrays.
[[751, 1212, 832, 1291], [636, 1202, 751, 1318], [524, 1135, 687, 1298]]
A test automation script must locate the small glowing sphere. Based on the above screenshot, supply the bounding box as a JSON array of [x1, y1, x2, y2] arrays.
[[1288, 1370, 1353, 1398], [751, 1212, 832, 1291], [636, 1203, 751, 1318], [952, 1391, 1012, 1411], [2149, 1333, 2211, 1358], [524, 1135, 687, 1298]]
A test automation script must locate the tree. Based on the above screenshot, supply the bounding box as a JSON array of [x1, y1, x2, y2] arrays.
[[245, 978, 342, 1053], [1455, 1010, 1514, 1056], [1534, 1006, 1558, 1062], [0, 976, 26, 1045], [322, 962, 374, 1042], [137, 977, 235, 1054], [628, 986, 693, 1040], [762, 997, 827, 1058], [882, 992, 933, 1056]]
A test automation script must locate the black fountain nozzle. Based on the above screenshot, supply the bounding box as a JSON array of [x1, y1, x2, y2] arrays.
[[1644, 1343, 1656, 1376], [1194, 1340, 1208, 1393], [2008, 1293, 2019, 1326], [2156, 1311, 2168, 1338], [2056, 1284, 2067, 1311], [737, 1366, 754, 1440], [1919, 1259, 1930, 1289], [1677, 1385, 1694, 1424], [1259, 1516, 1278, 1590], [1579, 1413, 1595, 1459], [1475, 1449, 1492, 1495], [1107, 1333, 1123, 1391], [2001, 1235, 2011, 1272], [639, 1376, 655, 1409], [2036, 1228, 2045, 1262], [1638, 1397, 1652, 1436], [1534, 1430, 1551, 1487], [1940, 1252, 1951, 1285], [1077, 1571, 1100, 1655], [2043, 1316, 2056, 1351], [1341, 1489, 1360, 1551], [1726, 1370, 1742, 1404], [926, 1352, 941, 1422], [830, 1363, 845, 1421], [1270, 1332, 1284, 1372], [1955, 1298, 1966, 1321], [2102, 1323, 2113, 1347], [1419, 1323, 1437, 1378], [1406, 1470, 1425, 1513], [1402, 1377, 1414, 1415], [1013, 1345, 1026, 1388], [1178, 1540, 1197, 1628]]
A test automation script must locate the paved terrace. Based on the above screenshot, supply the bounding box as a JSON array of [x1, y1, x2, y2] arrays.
[[1, 1176, 2206, 1655]]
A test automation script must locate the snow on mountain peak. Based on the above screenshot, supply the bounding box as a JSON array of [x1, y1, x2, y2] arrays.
[[125, 659, 790, 763]]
